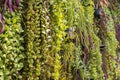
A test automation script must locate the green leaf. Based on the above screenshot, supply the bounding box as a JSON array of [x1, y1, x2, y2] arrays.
[[6, 19, 12, 25], [12, 18, 17, 24]]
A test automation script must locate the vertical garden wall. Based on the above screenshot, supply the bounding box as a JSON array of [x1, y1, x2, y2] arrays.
[[0, 0, 119, 80]]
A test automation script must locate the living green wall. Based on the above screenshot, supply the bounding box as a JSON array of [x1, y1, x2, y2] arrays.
[[0, 0, 119, 80]]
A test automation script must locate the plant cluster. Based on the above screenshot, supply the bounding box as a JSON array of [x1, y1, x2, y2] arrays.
[[0, 0, 119, 80]]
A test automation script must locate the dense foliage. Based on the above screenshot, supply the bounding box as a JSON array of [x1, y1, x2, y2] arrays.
[[0, 0, 119, 80]]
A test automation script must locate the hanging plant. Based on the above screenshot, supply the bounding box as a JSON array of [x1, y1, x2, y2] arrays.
[[40, 0, 54, 79], [50, 0, 69, 80], [0, 5, 24, 80], [94, 0, 119, 79], [83, 1, 104, 79], [22, 0, 41, 79], [103, 4, 118, 80]]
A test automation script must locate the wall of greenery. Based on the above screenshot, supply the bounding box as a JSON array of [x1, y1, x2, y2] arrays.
[[0, 0, 119, 80]]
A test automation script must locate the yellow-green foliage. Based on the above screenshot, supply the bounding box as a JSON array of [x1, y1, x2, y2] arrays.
[[103, 5, 118, 80], [50, 1, 68, 80], [0, 10, 24, 80], [0, 0, 119, 80], [83, 1, 103, 79], [22, 0, 41, 79]]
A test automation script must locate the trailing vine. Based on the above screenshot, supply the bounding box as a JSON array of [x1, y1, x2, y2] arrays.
[[0, 3, 24, 80], [50, 0, 68, 80], [83, 1, 103, 79], [103, 1, 118, 80], [22, 0, 41, 79], [40, 0, 54, 79]]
